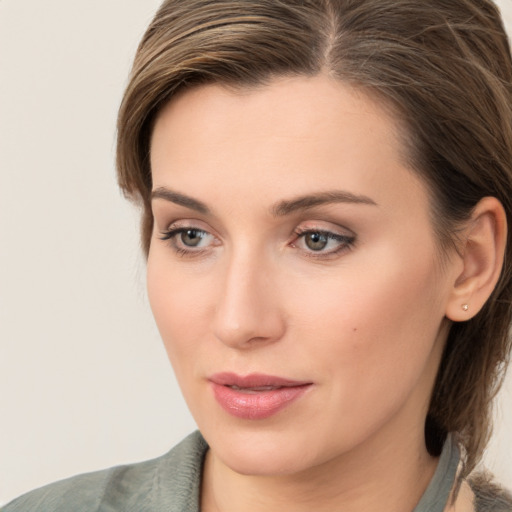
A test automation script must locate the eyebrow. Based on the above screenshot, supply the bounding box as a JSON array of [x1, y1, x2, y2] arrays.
[[271, 191, 378, 216], [151, 187, 210, 214], [151, 187, 377, 216]]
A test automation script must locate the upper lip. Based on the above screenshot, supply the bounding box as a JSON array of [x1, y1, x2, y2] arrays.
[[209, 372, 311, 388]]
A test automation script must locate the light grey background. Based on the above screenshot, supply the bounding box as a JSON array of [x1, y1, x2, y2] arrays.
[[1, 0, 511, 505]]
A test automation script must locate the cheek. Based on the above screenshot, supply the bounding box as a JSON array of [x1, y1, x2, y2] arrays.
[[146, 253, 213, 367], [287, 244, 447, 395]]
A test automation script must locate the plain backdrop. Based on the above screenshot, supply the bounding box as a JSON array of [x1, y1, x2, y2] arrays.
[[1, 0, 511, 505]]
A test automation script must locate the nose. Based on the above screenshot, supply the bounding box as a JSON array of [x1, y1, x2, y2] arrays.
[[213, 250, 286, 349]]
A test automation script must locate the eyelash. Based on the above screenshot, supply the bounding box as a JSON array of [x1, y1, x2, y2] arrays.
[[158, 225, 356, 259], [159, 227, 214, 257], [291, 228, 356, 259]]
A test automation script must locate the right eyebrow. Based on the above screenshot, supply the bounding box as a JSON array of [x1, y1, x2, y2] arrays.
[[151, 187, 211, 215]]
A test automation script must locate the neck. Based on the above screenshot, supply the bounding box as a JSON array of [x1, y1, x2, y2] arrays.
[[201, 426, 439, 512]]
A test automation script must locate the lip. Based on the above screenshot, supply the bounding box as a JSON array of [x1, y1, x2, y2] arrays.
[[209, 372, 312, 420]]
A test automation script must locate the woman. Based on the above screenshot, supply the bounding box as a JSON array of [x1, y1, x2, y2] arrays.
[[5, 0, 512, 511]]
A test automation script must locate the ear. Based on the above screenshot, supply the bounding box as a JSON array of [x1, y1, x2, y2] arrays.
[[445, 196, 507, 322]]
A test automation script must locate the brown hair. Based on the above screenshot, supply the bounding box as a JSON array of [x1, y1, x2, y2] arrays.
[[116, 0, 512, 479]]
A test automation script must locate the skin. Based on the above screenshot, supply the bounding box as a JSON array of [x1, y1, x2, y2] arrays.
[[147, 75, 471, 512]]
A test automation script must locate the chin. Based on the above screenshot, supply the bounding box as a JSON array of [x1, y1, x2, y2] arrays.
[[202, 423, 333, 477], [220, 444, 314, 477]]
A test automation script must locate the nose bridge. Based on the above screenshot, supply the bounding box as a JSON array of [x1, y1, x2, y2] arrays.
[[213, 244, 283, 348]]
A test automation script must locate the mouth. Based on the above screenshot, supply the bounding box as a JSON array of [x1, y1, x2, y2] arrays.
[[208, 373, 312, 420], [225, 385, 284, 393]]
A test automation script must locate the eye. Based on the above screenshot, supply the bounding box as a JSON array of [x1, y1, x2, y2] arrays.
[[303, 232, 330, 251], [178, 229, 208, 247], [292, 228, 355, 257], [159, 225, 217, 255]]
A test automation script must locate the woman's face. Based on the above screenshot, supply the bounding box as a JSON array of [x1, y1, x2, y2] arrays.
[[148, 75, 459, 476]]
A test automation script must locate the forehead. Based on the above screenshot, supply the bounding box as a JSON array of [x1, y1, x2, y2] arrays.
[[151, 75, 405, 161], [150, 74, 427, 221]]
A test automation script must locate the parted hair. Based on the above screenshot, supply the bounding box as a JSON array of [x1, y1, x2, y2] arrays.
[[116, 0, 512, 479]]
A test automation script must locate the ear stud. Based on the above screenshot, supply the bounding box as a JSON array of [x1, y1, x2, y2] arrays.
[[462, 304, 469, 311]]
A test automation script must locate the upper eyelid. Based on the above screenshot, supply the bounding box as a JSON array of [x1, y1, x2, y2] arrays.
[[161, 225, 213, 239], [158, 224, 355, 262], [161, 219, 214, 233], [157, 219, 356, 241], [159, 227, 216, 255], [291, 240, 354, 262], [295, 225, 351, 233], [293, 229, 356, 244], [160, 226, 209, 237], [294, 223, 356, 237]]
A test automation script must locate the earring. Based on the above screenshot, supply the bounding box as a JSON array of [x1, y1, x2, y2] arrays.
[[462, 304, 469, 312]]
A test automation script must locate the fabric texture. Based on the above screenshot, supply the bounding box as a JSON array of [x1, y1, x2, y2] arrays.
[[3, 431, 511, 511], [414, 435, 459, 512], [469, 472, 512, 512], [3, 431, 207, 512]]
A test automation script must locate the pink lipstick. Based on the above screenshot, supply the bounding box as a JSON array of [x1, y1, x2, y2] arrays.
[[209, 373, 311, 420]]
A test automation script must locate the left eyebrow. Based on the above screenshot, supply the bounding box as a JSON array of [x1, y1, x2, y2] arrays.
[[151, 187, 211, 215], [270, 191, 378, 217]]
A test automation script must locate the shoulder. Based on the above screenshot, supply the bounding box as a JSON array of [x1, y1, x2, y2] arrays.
[[2, 431, 208, 512], [468, 472, 512, 512]]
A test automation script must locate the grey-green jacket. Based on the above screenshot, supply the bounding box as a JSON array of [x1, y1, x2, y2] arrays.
[[3, 431, 511, 512]]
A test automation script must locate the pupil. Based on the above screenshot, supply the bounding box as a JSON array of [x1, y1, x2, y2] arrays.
[[182, 229, 202, 247], [306, 232, 328, 251]]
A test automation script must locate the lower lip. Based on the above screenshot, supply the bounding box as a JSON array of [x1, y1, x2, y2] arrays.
[[210, 382, 311, 420]]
